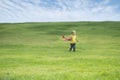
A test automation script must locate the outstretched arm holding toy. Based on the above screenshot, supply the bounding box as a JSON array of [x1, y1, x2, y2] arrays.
[[62, 35, 71, 41]]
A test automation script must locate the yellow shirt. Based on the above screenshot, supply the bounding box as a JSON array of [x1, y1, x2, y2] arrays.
[[71, 35, 77, 43]]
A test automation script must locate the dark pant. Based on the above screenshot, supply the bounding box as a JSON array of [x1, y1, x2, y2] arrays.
[[69, 43, 76, 52]]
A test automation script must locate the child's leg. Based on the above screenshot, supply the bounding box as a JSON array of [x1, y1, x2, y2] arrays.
[[69, 44, 72, 51], [73, 43, 76, 52]]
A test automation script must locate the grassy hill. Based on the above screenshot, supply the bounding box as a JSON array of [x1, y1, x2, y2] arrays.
[[0, 22, 120, 80]]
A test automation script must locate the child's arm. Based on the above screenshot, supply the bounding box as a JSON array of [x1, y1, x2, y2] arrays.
[[62, 35, 71, 41], [76, 37, 79, 42]]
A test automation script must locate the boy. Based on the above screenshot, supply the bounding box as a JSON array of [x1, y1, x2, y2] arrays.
[[62, 30, 78, 52], [69, 30, 78, 52]]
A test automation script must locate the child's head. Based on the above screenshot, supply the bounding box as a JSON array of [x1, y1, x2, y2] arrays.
[[71, 30, 76, 35]]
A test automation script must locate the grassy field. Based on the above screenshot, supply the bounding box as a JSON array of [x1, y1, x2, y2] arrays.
[[0, 22, 120, 80]]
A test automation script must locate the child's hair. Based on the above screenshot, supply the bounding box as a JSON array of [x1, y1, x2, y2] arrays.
[[72, 30, 76, 35]]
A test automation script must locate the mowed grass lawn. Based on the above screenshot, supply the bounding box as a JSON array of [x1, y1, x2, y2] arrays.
[[0, 22, 120, 80]]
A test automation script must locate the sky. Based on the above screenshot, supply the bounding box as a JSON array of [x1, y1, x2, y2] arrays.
[[0, 0, 120, 23]]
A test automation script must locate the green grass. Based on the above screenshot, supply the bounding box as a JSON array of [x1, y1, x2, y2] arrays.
[[0, 22, 120, 80]]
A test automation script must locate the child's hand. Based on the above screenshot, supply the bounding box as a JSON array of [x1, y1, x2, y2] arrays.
[[77, 39, 79, 42], [62, 35, 65, 38]]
